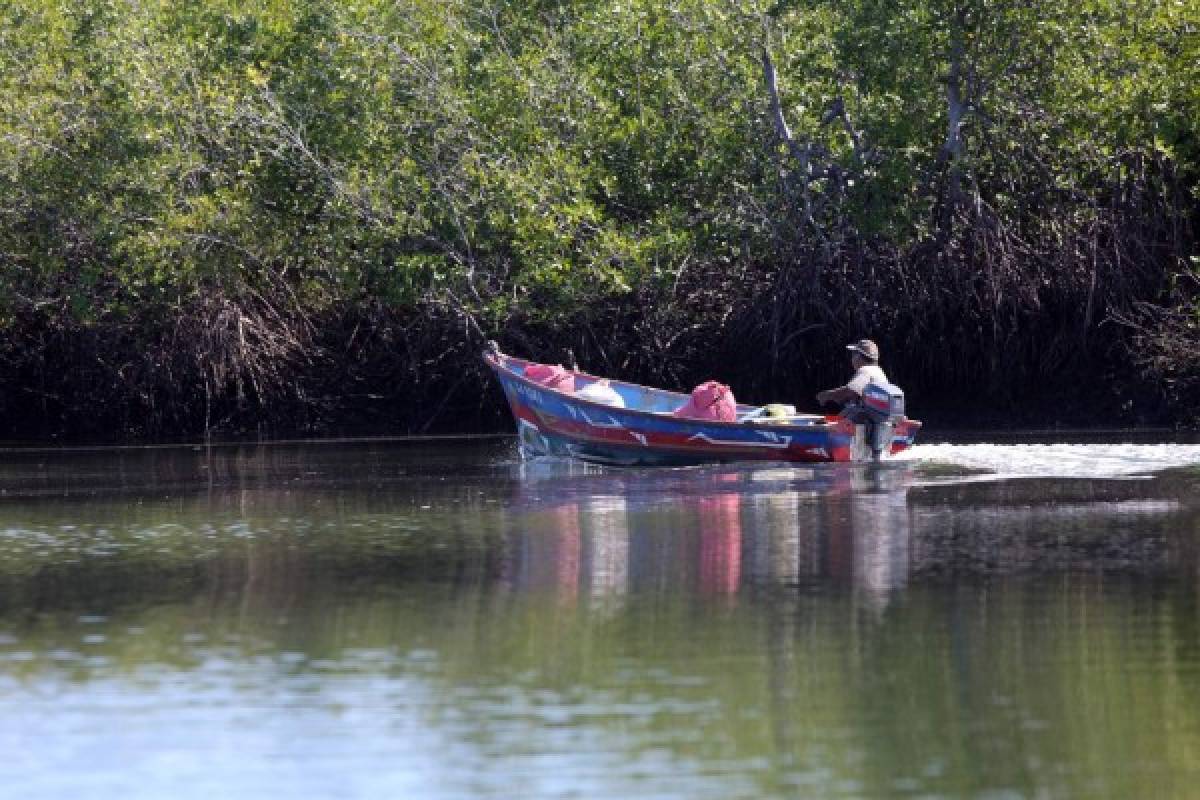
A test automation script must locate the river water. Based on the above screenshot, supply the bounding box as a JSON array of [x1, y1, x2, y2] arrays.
[[1, 436, 1199, 798]]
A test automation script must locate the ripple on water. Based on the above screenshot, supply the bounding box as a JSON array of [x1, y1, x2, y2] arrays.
[[905, 442, 1200, 479]]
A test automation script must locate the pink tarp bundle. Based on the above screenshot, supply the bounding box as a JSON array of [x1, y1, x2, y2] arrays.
[[524, 363, 575, 393], [674, 380, 737, 422]]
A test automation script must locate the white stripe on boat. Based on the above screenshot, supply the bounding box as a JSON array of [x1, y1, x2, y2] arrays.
[[687, 432, 793, 449]]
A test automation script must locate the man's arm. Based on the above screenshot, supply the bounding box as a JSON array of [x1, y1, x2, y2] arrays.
[[816, 386, 859, 406]]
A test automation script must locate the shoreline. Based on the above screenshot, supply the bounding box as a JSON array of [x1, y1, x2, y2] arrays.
[[1, 426, 1196, 453]]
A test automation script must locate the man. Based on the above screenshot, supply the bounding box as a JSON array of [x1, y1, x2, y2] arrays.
[[816, 339, 887, 413]]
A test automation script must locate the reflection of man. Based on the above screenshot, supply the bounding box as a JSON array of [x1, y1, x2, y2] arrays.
[[851, 487, 912, 613], [816, 339, 886, 415]]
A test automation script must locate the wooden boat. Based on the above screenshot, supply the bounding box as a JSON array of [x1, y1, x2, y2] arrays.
[[484, 344, 922, 466]]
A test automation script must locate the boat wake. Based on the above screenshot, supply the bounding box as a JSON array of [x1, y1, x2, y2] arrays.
[[902, 442, 1200, 479]]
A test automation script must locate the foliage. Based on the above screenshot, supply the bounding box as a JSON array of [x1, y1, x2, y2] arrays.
[[0, 0, 1195, 436]]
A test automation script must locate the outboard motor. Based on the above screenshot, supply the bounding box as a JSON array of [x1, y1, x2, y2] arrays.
[[858, 381, 906, 460]]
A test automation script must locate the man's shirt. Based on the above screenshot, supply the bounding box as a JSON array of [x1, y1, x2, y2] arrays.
[[846, 364, 887, 395]]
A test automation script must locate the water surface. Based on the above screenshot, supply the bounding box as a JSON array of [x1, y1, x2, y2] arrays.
[[1, 437, 1200, 798]]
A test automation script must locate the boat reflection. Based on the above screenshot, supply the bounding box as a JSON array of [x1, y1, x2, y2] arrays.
[[499, 486, 631, 612], [697, 492, 742, 597], [502, 461, 917, 611]]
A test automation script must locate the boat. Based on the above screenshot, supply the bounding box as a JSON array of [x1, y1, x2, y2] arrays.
[[484, 344, 922, 466]]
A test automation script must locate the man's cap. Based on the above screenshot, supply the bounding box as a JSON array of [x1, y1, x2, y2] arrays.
[[846, 339, 879, 361]]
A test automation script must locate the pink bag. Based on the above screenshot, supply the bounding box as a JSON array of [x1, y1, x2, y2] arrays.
[[524, 363, 575, 393], [674, 381, 737, 422]]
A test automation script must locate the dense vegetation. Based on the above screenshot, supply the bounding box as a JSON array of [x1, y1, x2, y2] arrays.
[[0, 0, 1196, 438]]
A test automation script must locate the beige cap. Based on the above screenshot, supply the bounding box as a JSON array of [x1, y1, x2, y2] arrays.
[[846, 338, 879, 361]]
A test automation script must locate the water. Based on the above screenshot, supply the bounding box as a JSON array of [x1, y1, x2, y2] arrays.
[[1, 437, 1199, 798]]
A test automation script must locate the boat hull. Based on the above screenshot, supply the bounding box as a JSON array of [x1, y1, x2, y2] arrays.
[[486, 352, 919, 466]]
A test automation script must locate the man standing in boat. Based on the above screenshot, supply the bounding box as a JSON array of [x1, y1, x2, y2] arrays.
[[816, 338, 887, 416]]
